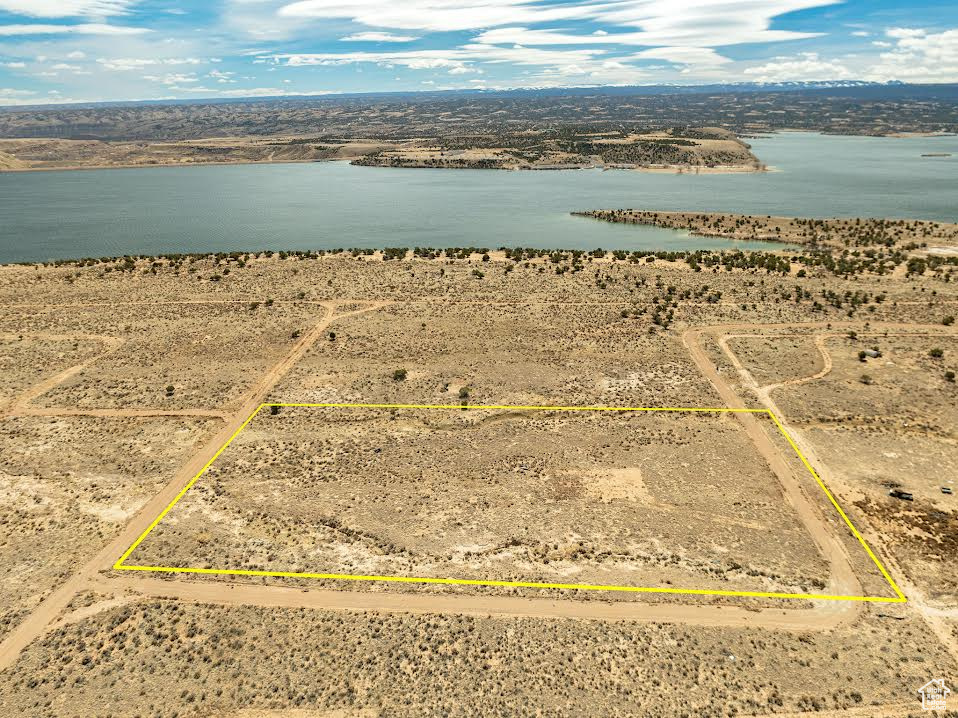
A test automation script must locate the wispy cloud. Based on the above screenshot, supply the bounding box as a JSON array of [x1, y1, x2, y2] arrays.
[[0, 86, 34, 97], [97, 56, 203, 70], [0, 0, 137, 18], [272, 44, 610, 73], [340, 32, 420, 43], [0, 23, 149, 35], [278, 0, 590, 33], [280, 0, 835, 45]]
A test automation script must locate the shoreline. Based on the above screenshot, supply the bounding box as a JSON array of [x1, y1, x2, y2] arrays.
[[572, 209, 958, 252], [776, 128, 958, 138], [4, 128, 953, 175], [0, 156, 768, 176], [0, 156, 341, 174], [0, 128, 759, 175]]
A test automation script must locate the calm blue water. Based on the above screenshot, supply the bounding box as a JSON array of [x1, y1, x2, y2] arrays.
[[0, 132, 955, 264]]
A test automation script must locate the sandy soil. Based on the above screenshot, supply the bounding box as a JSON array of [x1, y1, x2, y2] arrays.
[[0, 247, 955, 715]]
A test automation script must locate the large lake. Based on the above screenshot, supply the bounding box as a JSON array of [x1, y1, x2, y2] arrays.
[[1, 132, 955, 264]]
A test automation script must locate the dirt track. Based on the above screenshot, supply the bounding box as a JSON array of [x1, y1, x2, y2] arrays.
[[0, 333, 122, 419], [685, 328, 864, 610], [0, 301, 384, 671]]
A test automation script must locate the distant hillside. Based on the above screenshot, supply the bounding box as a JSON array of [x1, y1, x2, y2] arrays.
[[0, 83, 955, 140]]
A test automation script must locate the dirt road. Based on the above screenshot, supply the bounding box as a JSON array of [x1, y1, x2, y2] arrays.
[[0, 334, 123, 419], [683, 327, 864, 608], [79, 573, 856, 632]]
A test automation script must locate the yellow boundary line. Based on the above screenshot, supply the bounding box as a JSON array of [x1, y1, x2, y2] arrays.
[[114, 403, 905, 603]]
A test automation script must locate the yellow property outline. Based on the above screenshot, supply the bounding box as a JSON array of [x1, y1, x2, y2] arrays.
[[114, 403, 906, 604]]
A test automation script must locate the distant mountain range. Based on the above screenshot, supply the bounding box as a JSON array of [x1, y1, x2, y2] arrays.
[[2, 81, 957, 112]]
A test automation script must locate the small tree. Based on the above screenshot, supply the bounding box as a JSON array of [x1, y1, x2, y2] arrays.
[[328, 332, 336, 341], [929, 348, 944, 359], [860, 374, 874, 385], [944, 315, 955, 326], [858, 350, 867, 362], [392, 368, 408, 381], [946, 371, 956, 383], [165, 384, 175, 396]]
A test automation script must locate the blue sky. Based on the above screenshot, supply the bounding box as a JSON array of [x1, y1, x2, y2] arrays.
[[0, 0, 956, 105]]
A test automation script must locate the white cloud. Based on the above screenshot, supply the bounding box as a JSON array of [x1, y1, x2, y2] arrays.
[[733, 27, 958, 84], [97, 56, 204, 70], [263, 0, 837, 91], [144, 72, 199, 85], [851, 30, 869, 37], [0, 87, 35, 97], [864, 28, 958, 82], [1, 61, 27, 68], [340, 32, 419, 43], [886, 27, 926, 39], [278, 0, 589, 33], [51, 62, 82, 70], [208, 68, 236, 83], [275, 43, 610, 76], [0, 23, 148, 35], [0, 89, 88, 105], [474, 24, 822, 49], [279, 0, 835, 46], [271, 40, 664, 88], [0, 0, 135, 18], [213, 86, 332, 97], [629, 46, 731, 67], [743, 52, 852, 82], [164, 84, 216, 92]]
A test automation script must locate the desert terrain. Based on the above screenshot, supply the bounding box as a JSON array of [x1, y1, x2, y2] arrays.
[[575, 210, 958, 253], [0, 220, 956, 715], [1, 85, 955, 142], [352, 128, 761, 172], [0, 127, 759, 173], [2, 84, 955, 173]]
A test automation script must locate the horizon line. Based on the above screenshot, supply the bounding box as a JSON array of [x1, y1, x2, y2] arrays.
[[3, 79, 951, 112]]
